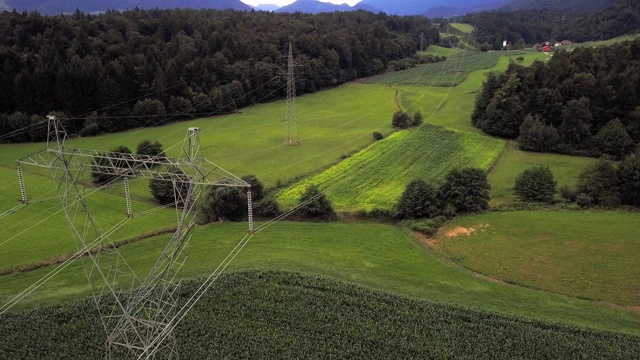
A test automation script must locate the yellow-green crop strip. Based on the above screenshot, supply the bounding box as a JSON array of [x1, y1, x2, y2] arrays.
[[277, 125, 505, 211]]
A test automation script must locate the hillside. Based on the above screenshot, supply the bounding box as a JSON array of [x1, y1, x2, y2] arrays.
[[1, 270, 639, 359], [276, 0, 380, 13], [6, 0, 251, 14], [561, 0, 640, 42], [503, 0, 617, 14]]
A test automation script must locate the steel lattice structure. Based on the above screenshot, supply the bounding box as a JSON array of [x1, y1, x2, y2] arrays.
[[17, 117, 251, 359], [285, 43, 300, 145]]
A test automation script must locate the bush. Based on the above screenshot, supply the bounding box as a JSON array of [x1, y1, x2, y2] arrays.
[[395, 179, 440, 220], [402, 216, 447, 237], [372, 131, 384, 141], [576, 159, 620, 207], [392, 111, 411, 129], [202, 186, 246, 222], [299, 184, 335, 219], [559, 185, 577, 202], [412, 111, 424, 127], [439, 168, 490, 213], [254, 197, 280, 218], [513, 166, 557, 203], [136, 139, 164, 157], [149, 168, 191, 206]]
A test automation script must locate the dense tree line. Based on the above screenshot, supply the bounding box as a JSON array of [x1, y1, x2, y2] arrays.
[[454, 0, 639, 51], [472, 38, 640, 159], [0, 8, 439, 142]]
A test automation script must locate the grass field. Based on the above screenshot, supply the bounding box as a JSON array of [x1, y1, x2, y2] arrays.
[[1, 222, 639, 335], [276, 125, 504, 211], [488, 142, 595, 205], [431, 210, 640, 306], [364, 51, 504, 87], [2, 270, 639, 360], [418, 45, 464, 57], [450, 23, 474, 34]]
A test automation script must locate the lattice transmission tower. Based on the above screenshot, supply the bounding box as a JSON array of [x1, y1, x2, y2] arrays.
[[17, 116, 251, 359], [285, 43, 301, 145]]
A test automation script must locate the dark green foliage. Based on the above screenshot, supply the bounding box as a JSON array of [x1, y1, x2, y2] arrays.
[[514, 166, 557, 203], [2, 270, 640, 360], [617, 151, 640, 207], [558, 98, 592, 144], [395, 179, 440, 219], [559, 185, 577, 202], [473, 39, 640, 157], [593, 119, 634, 159], [149, 168, 191, 206], [439, 168, 490, 213], [132, 99, 167, 127], [518, 114, 559, 152], [412, 111, 424, 127], [392, 111, 411, 129], [136, 140, 164, 157], [202, 186, 246, 222], [0, 9, 436, 142], [241, 175, 264, 202], [372, 131, 384, 141], [299, 184, 335, 218], [91, 146, 132, 184], [561, 0, 640, 42], [254, 197, 281, 218], [576, 159, 620, 208], [402, 216, 448, 236]]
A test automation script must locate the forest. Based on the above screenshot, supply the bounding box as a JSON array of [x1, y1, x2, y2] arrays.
[[0, 8, 439, 142], [472, 38, 640, 160], [456, 0, 640, 50]]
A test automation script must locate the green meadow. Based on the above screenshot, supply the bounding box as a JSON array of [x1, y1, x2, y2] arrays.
[[450, 23, 475, 34], [1, 222, 639, 335], [431, 210, 640, 307], [1, 35, 639, 342]]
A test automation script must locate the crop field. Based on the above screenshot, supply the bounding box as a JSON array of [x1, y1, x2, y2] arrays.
[[364, 51, 504, 87], [276, 125, 504, 211], [1, 222, 639, 335], [2, 270, 639, 360], [430, 210, 640, 306]]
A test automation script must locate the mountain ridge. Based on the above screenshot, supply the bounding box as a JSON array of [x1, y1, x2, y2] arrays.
[[7, 0, 251, 14]]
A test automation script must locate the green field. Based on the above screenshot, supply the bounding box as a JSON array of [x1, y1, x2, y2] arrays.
[[364, 51, 504, 87], [2, 270, 639, 359], [419, 45, 464, 57], [1, 222, 639, 335], [276, 125, 504, 211], [451, 23, 475, 34], [431, 210, 640, 307], [488, 142, 595, 205]]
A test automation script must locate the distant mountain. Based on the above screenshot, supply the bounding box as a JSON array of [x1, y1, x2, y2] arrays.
[[502, 0, 618, 14], [254, 3, 280, 11], [276, 0, 380, 14], [361, 0, 511, 16], [7, 0, 251, 14]]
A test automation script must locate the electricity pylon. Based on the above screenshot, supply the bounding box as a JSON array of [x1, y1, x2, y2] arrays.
[[17, 116, 250, 359], [285, 43, 301, 145]]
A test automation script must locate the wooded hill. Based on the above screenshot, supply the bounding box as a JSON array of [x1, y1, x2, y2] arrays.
[[472, 38, 640, 159], [0, 9, 438, 142], [456, 0, 640, 50]]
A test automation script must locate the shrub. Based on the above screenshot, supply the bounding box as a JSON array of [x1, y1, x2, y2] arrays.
[[299, 184, 335, 219], [202, 186, 246, 222], [136, 139, 164, 157], [513, 166, 557, 203], [392, 111, 411, 129], [439, 168, 490, 213], [254, 197, 280, 218], [372, 131, 384, 141], [559, 185, 577, 202], [395, 179, 440, 220], [149, 168, 191, 206]]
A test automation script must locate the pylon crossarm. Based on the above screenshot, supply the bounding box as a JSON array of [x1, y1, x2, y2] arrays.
[[18, 146, 250, 187]]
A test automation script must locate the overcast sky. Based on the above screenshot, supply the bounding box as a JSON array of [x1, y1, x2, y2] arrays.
[[241, 0, 362, 7]]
